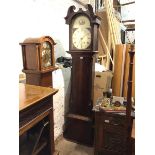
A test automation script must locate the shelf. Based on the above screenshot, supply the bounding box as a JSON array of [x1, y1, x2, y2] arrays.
[[20, 134, 48, 155], [33, 141, 47, 155]]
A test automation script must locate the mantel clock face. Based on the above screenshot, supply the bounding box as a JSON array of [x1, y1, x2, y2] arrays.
[[71, 15, 91, 50], [41, 41, 52, 68]]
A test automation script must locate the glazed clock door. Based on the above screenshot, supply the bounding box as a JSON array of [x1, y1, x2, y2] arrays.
[[41, 41, 52, 69], [20, 36, 57, 87], [71, 15, 92, 50]]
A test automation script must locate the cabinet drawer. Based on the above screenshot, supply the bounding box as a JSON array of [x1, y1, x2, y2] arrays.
[[19, 96, 52, 128], [102, 114, 126, 127]]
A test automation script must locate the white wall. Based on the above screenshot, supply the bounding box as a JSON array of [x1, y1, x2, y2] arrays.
[[15, 0, 83, 140], [0, 0, 86, 72], [13, 0, 83, 72], [0, 0, 94, 140]]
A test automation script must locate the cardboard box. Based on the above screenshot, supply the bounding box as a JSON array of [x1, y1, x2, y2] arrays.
[[93, 71, 113, 105], [94, 71, 113, 91], [93, 87, 104, 106]]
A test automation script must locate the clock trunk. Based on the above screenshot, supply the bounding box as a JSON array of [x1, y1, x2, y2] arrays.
[[69, 53, 94, 116], [63, 51, 97, 146]]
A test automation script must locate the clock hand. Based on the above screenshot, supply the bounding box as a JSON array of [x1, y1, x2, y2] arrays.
[[81, 34, 88, 41], [81, 38, 82, 48], [77, 38, 82, 48]]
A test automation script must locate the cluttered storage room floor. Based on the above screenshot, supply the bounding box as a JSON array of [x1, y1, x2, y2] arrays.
[[55, 138, 93, 155]]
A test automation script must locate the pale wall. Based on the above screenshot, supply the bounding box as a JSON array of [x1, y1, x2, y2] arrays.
[[0, 0, 95, 140], [16, 0, 83, 140], [0, 0, 94, 140]]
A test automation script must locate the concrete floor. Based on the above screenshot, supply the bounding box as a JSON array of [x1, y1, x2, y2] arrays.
[[55, 138, 94, 155]]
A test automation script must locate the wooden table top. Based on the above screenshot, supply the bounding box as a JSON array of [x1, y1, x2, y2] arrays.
[[19, 83, 58, 111]]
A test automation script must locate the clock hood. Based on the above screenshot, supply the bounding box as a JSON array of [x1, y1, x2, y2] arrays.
[[65, 4, 101, 26]]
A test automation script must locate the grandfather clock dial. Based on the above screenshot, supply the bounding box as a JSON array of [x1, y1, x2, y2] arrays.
[[72, 28, 91, 49], [72, 15, 91, 50]]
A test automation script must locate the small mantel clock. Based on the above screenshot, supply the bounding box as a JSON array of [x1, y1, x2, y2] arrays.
[[20, 36, 58, 87], [64, 4, 101, 146]]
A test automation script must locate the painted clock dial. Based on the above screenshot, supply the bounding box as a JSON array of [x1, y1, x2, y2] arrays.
[[72, 15, 91, 49], [41, 41, 52, 68]]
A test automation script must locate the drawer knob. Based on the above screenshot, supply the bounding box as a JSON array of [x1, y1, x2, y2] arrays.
[[104, 120, 110, 123]]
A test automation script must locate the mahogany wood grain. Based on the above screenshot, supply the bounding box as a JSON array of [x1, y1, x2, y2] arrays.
[[19, 83, 58, 111], [20, 36, 58, 88], [20, 36, 56, 72], [19, 83, 58, 155], [19, 109, 50, 136], [19, 36, 58, 155], [94, 46, 135, 155]]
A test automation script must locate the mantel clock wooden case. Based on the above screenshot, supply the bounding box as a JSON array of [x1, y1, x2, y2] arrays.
[[63, 4, 101, 146], [20, 36, 57, 87]]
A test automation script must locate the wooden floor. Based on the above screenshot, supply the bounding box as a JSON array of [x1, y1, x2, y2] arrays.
[[20, 135, 134, 155], [55, 138, 94, 155]]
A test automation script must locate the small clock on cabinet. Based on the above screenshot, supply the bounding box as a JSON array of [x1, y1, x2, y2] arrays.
[[20, 36, 57, 87], [41, 41, 52, 69]]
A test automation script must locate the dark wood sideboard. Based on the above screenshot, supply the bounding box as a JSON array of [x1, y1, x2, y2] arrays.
[[94, 107, 134, 155], [19, 83, 58, 155], [93, 46, 135, 155]]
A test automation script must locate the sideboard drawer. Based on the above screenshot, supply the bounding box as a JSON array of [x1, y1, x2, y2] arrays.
[[19, 96, 52, 128], [102, 113, 126, 127]]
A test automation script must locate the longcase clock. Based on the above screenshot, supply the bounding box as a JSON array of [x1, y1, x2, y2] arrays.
[[63, 4, 101, 146], [20, 36, 58, 87]]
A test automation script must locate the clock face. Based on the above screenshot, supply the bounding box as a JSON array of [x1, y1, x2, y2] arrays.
[[41, 41, 52, 68], [72, 15, 91, 50]]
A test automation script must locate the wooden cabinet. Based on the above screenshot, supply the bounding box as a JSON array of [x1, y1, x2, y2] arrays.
[[94, 46, 135, 155], [19, 36, 59, 154], [94, 110, 130, 155], [19, 83, 58, 155]]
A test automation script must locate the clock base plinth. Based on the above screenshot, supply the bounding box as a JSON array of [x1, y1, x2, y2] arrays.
[[63, 114, 94, 146]]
